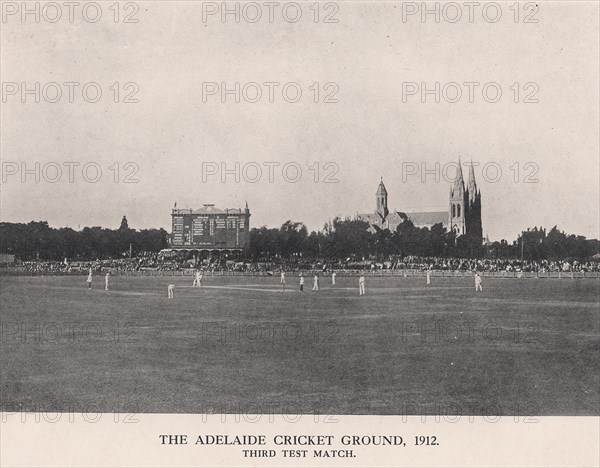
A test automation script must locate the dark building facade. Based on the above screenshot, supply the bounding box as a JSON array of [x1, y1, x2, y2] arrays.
[[169, 203, 250, 251]]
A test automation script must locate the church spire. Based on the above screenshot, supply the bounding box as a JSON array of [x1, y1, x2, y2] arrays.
[[375, 177, 389, 218], [376, 177, 387, 195], [452, 158, 465, 196], [467, 161, 478, 202]]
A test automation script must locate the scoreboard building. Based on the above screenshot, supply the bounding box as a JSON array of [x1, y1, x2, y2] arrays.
[[169, 203, 251, 252]]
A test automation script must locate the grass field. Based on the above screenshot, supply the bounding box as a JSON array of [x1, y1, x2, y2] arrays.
[[1, 274, 598, 416]]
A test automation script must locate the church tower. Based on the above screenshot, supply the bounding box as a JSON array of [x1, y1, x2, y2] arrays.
[[465, 163, 482, 243], [448, 160, 483, 243], [449, 160, 467, 236], [375, 177, 389, 219]]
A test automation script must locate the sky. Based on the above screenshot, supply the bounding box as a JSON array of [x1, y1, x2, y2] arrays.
[[1, 1, 599, 242]]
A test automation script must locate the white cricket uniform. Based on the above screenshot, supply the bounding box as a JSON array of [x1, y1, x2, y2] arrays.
[[168, 284, 175, 299], [105, 274, 110, 290], [332, 272, 336, 285], [359, 276, 365, 295], [312, 276, 319, 291]]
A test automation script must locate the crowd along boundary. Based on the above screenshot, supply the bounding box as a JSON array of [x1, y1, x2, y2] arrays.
[[1, 269, 599, 279]]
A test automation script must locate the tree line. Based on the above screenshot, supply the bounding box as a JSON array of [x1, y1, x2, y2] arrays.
[[246, 219, 599, 261], [0, 217, 168, 261], [1, 216, 598, 262]]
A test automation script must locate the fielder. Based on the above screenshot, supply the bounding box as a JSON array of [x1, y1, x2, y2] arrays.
[[86, 268, 93, 289], [194, 270, 203, 288], [280, 271, 286, 291], [426, 269, 432, 285], [299, 273, 304, 292], [105, 272, 110, 291], [167, 283, 175, 299], [474, 272, 483, 292], [331, 271, 336, 285], [359, 275, 365, 296], [312, 275, 319, 291]]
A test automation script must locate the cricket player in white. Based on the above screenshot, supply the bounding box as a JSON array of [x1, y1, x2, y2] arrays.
[[193, 270, 202, 288], [167, 284, 175, 299], [474, 272, 483, 292], [331, 271, 336, 285], [280, 271, 286, 291], [299, 273, 305, 291], [312, 275, 319, 291], [426, 269, 432, 285], [105, 272, 110, 291], [359, 275, 365, 296], [86, 268, 92, 289]]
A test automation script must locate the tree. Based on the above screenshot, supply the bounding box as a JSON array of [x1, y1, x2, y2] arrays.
[[324, 217, 372, 260], [279, 221, 308, 257]]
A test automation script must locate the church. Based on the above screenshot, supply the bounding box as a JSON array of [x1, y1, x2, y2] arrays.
[[357, 161, 483, 242]]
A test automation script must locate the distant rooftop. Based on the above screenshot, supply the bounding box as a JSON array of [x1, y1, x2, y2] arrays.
[[403, 211, 447, 226], [172, 205, 244, 215]]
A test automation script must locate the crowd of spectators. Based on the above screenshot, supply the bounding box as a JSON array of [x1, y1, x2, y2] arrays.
[[3, 254, 599, 275], [390, 256, 600, 273]]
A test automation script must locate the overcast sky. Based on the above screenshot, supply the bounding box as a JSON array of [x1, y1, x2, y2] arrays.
[[1, 1, 598, 241]]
